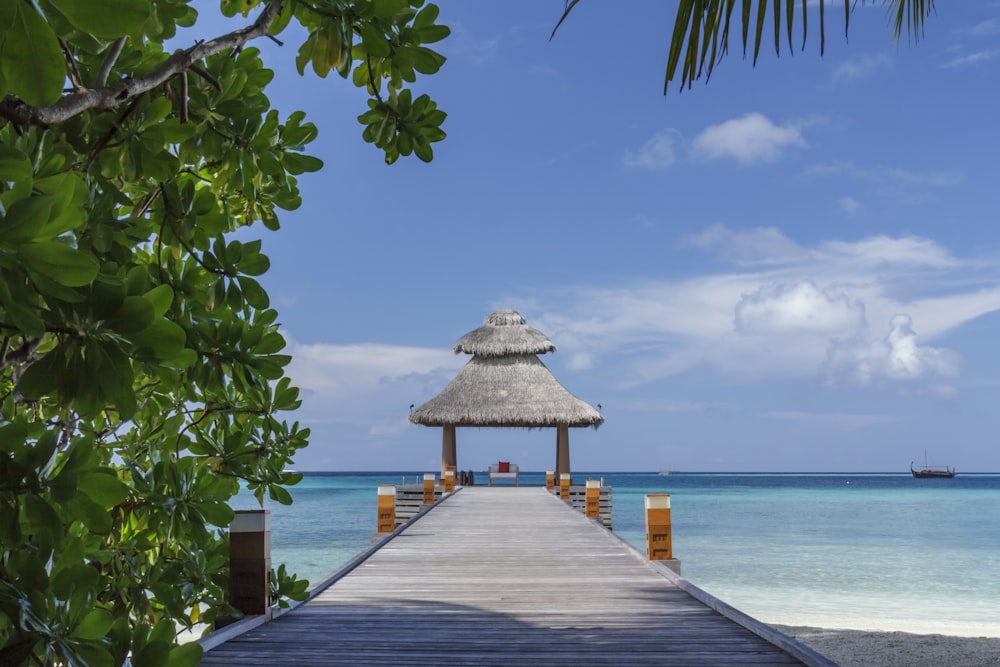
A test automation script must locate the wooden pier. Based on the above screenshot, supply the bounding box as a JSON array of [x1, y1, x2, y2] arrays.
[[199, 487, 835, 666]]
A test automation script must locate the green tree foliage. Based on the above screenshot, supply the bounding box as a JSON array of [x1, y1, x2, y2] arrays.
[[0, 1, 448, 665], [553, 0, 935, 92]]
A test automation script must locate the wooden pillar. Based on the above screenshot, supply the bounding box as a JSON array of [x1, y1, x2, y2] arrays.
[[376, 484, 396, 534], [229, 510, 271, 620], [441, 424, 456, 477], [559, 473, 571, 500], [585, 479, 601, 518], [423, 473, 436, 505], [442, 467, 455, 492], [645, 494, 672, 560], [555, 424, 570, 476], [545, 470, 554, 491]]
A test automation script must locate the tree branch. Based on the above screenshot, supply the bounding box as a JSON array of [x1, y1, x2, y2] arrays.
[[0, 0, 283, 129], [95, 37, 128, 88]]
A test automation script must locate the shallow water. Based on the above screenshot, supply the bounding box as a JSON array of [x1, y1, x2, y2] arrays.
[[231, 471, 1000, 636]]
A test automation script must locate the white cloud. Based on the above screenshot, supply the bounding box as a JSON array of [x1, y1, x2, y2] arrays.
[[765, 411, 903, 430], [839, 196, 862, 214], [831, 54, 891, 83], [817, 235, 957, 269], [524, 227, 1000, 390], [941, 50, 1000, 68], [824, 314, 960, 385], [808, 161, 962, 191], [283, 341, 466, 430], [970, 18, 1000, 36], [735, 282, 865, 336], [685, 224, 810, 266], [622, 130, 679, 170], [691, 113, 807, 163]]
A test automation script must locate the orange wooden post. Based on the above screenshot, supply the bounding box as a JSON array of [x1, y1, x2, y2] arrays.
[[585, 479, 601, 518], [545, 470, 554, 491], [229, 509, 271, 620], [645, 494, 672, 560], [443, 467, 455, 492], [423, 473, 436, 504], [559, 473, 571, 500], [376, 485, 396, 534]]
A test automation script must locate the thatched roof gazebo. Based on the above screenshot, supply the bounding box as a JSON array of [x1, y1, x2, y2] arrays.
[[409, 310, 603, 476]]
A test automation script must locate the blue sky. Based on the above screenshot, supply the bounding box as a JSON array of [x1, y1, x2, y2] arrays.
[[198, 2, 1000, 472]]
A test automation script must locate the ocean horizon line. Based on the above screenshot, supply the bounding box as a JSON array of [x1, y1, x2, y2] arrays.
[[289, 469, 1000, 476]]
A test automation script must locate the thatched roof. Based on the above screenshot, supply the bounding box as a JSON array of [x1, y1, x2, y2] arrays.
[[453, 309, 556, 356], [409, 310, 603, 428], [409, 355, 603, 427]]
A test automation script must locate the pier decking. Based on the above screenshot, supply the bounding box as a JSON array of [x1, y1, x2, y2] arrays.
[[200, 487, 832, 666]]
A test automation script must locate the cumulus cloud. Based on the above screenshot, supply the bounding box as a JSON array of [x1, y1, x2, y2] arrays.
[[824, 314, 960, 385], [734, 282, 865, 336], [622, 130, 680, 169], [691, 113, 807, 163], [522, 226, 1000, 390]]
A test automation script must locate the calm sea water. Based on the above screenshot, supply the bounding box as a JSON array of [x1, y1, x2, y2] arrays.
[[232, 472, 1000, 637]]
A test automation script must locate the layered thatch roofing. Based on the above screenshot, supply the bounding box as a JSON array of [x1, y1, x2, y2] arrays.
[[409, 310, 603, 428], [453, 309, 556, 356]]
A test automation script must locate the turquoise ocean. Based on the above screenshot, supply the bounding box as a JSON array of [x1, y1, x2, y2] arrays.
[[232, 472, 1000, 637]]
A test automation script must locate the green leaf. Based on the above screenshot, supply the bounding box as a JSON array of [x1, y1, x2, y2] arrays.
[[77, 471, 130, 507], [48, 0, 150, 37], [17, 347, 64, 399], [107, 295, 155, 334], [282, 152, 324, 175], [0, 195, 54, 245], [18, 242, 99, 286], [0, 144, 32, 183], [66, 493, 112, 533], [144, 284, 174, 318], [166, 643, 204, 667], [73, 609, 114, 640], [268, 484, 293, 505], [132, 318, 188, 360], [237, 276, 269, 309], [1, 3, 65, 106]]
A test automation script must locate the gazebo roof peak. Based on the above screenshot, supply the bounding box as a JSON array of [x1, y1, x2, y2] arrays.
[[453, 309, 556, 357]]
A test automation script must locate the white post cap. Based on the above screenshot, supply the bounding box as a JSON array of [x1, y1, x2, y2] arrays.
[[424, 473, 436, 482], [645, 493, 671, 510], [586, 479, 600, 489], [377, 484, 396, 496]]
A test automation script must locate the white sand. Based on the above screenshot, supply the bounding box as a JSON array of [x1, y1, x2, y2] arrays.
[[772, 625, 1000, 667]]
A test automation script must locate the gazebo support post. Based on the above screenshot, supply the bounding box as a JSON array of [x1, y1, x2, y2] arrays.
[[556, 424, 570, 477], [441, 424, 457, 477]]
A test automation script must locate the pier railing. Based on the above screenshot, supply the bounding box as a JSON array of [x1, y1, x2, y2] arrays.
[[382, 480, 612, 530]]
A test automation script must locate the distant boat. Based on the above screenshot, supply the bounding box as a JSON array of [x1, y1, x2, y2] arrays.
[[911, 450, 955, 479], [658, 470, 679, 476]]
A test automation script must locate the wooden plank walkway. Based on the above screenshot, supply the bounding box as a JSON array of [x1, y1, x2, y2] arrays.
[[200, 487, 834, 666]]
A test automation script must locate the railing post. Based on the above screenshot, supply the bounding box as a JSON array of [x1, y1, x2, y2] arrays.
[[229, 509, 271, 620], [585, 479, 601, 519], [645, 493, 680, 573], [559, 473, 571, 500], [545, 470, 554, 491], [443, 466, 455, 492], [423, 473, 436, 504], [376, 484, 396, 534]]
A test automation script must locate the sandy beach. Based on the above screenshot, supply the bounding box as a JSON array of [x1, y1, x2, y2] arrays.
[[772, 625, 1000, 667]]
